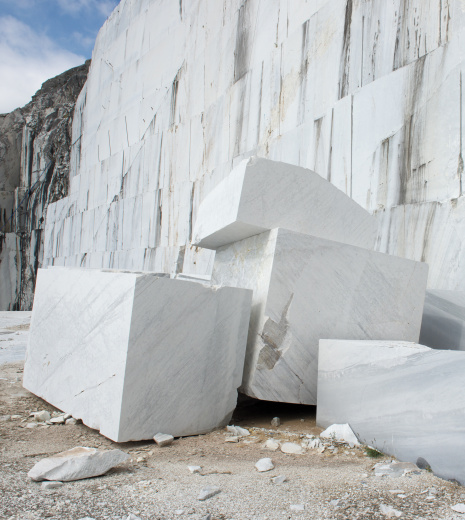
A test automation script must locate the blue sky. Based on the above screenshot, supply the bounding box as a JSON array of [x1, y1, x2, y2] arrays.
[[0, 0, 119, 113]]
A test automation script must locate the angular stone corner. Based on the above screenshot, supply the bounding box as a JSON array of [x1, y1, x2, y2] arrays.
[[212, 228, 428, 405], [192, 156, 376, 250], [317, 339, 465, 485], [419, 290, 465, 350], [23, 267, 252, 442]]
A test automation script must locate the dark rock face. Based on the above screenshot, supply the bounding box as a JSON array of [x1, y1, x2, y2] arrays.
[[0, 61, 90, 310]]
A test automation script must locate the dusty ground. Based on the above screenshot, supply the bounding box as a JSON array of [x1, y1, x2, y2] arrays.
[[2, 362, 465, 520]]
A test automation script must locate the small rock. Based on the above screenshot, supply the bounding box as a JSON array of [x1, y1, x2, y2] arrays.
[[280, 442, 303, 455], [264, 438, 280, 451], [153, 433, 174, 447], [389, 490, 405, 494], [416, 457, 430, 470], [225, 436, 239, 443], [202, 515, 212, 520], [197, 485, 221, 501], [136, 457, 146, 463], [305, 437, 322, 449], [26, 422, 38, 429], [28, 447, 130, 482], [330, 499, 340, 507], [50, 416, 65, 424], [271, 475, 287, 484], [255, 458, 274, 472], [320, 423, 360, 446], [41, 481, 63, 489], [126, 514, 142, 520], [11, 415, 22, 419], [65, 418, 77, 425], [374, 462, 419, 478], [0, 415, 11, 422], [174, 510, 184, 515], [397, 494, 407, 498], [271, 417, 281, 427], [188, 465, 202, 473], [30, 410, 51, 422], [451, 504, 465, 514], [226, 425, 250, 437], [379, 504, 403, 517], [290, 504, 305, 511]]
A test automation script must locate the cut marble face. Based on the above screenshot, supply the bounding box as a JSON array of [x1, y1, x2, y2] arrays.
[[192, 156, 376, 250], [317, 339, 465, 485], [211, 228, 428, 405], [23, 267, 252, 442], [419, 290, 465, 350]]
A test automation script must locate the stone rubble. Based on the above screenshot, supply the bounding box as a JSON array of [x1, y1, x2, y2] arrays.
[[270, 417, 281, 427], [153, 433, 174, 447], [28, 447, 129, 482], [197, 485, 221, 501], [379, 503, 403, 517], [255, 458, 274, 472], [319, 423, 360, 446]]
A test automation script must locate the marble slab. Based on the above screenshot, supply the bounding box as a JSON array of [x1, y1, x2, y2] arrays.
[[212, 228, 428, 405], [23, 267, 252, 442], [419, 290, 465, 350], [192, 156, 376, 250], [317, 339, 465, 485]]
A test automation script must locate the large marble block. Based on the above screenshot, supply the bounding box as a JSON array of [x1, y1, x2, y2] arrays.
[[419, 290, 465, 350], [317, 339, 465, 485], [192, 157, 376, 250], [212, 228, 428, 404], [23, 267, 252, 442]]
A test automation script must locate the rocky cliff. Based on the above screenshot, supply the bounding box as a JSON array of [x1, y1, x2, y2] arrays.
[[0, 61, 90, 310]]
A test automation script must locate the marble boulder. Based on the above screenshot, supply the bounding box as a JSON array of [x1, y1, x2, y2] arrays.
[[419, 290, 465, 350], [23, 267, 252, 442], [193, 157, 376, 250], [212, 228, 428, 404], [317, 339, 465, 485]]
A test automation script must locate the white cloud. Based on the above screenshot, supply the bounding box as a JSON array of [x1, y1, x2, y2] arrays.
[[0, 16, 85, 113], [56, 0, 117, 17]]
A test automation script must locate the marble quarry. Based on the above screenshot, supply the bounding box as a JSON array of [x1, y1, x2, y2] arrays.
[[0, 0, 454, 300], [212, 228, 428, 404], [317, 339, 465, 485], [419, 290, 465, 350], [192, 156, 376, 250], [23, 267, 252, 442]]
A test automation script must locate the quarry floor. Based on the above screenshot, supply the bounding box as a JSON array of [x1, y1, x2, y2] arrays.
[[2, 361, 465, 520]]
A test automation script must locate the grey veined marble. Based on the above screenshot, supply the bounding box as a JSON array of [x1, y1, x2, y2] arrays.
[[193, 156, 376, 250], [23, 267, 252, 442], [419, 290, 465, 350], [317, 339, 465, 485], [212, 228, 428, 404]]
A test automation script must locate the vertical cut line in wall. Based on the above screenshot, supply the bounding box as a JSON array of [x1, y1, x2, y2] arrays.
[[350, 93, 354, 199], [460, 71, 463, 196], [439, 0, 442, 46], [361, 16, 364, 88]]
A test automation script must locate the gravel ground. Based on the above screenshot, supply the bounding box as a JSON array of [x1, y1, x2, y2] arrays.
[[2, 360, 465, 520]]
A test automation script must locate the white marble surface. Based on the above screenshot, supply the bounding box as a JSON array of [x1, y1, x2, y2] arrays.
[[317, 339, 465, 485], [23, 267, 252, 442], [419, 290, 465, 350], [0, 311, 31, 364], [35, 0, 465, 291], [212, 228, 428, 404], [192, 156, 376, 250]]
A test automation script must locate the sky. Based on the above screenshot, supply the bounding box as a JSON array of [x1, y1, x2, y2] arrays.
[[0, 0, 120, 114]]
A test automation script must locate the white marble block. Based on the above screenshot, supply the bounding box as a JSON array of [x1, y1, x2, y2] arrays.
[[317, 339, 465, 485], [192, 157, 376, 250], [419, 290, 465, 350], [212, 228, 428, 404], [23, 267, 252, 442]]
